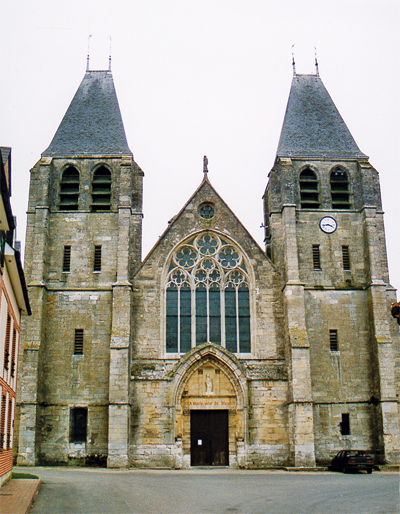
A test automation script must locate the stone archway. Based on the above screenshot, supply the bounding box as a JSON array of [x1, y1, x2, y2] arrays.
[[169, 343, 248, 468]]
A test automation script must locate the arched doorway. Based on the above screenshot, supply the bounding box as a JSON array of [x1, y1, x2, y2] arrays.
[[170, 344, 247, 467]]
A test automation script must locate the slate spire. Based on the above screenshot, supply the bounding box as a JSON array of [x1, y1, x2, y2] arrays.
[[43, 70, 132, 157], [276, 74, 367, 160]]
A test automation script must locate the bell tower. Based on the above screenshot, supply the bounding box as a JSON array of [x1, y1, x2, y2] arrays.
[[17, 66, 143, 467], [263, 72, 400, 465]]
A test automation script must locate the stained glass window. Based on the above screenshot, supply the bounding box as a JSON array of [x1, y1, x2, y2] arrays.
[[166, 232, 251, 354]]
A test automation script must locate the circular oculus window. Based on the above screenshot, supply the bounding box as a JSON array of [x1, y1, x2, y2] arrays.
[[199, 203, 215, 220]]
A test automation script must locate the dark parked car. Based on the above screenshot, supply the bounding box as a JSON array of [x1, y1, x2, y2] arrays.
[[331, 450, 374, 473]]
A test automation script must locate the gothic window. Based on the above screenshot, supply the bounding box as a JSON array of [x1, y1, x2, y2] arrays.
[[166, 232, 251, 354], [330, 168, 351, 209], [59, 166, 80, 210], [91, 166, 111, 211], [299, 168, 320, 208]]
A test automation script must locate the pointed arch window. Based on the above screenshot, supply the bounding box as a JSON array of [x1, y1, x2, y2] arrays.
[[330, 168, 351, 209], [91, 166, 111, 211], [299, 168, 320, 208], [166, 233, 251, 354], [59, 166, 79, 210]]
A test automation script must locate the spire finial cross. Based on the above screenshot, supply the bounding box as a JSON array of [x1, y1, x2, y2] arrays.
[[291, 45, 296, 76], [314, 47, 320, 77]]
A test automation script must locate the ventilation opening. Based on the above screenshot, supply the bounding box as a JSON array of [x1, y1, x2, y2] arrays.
[[330, 329, 339, 351], [331, 169, 351, 209], [312, 245, 321, 270], [300, 168, 320, 208], [59, 166, 79, 210], [342, 245, 350, 271], [91, 166, 111, 212], [63, 246, 71, 273], [74, 329, 84, 355], [94, 246, 102, 272]]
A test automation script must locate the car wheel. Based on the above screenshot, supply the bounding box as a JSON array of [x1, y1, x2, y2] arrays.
[[342, 466, 347, 473], [367, 469, 372, 474]]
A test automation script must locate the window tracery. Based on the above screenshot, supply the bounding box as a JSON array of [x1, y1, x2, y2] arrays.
[[166, 232, 251, 354]]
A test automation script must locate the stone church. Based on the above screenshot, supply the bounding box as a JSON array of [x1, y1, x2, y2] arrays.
[[16, 63, 400, 468]]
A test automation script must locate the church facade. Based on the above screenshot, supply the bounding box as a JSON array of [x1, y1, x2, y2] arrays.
[[15, 66, 400, 468]]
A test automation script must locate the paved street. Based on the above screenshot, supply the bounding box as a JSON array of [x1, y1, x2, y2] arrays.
[[18, 467, 399, 514]]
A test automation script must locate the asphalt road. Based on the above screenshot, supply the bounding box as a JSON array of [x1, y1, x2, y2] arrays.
[[18, 467, 399, 514]]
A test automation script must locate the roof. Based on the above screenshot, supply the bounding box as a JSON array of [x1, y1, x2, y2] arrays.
[[43, 70, 132, 157], [276, 74, 367, 160]]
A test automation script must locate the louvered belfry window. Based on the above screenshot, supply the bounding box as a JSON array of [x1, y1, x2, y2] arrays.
[[330, 168, 351, 209], [299, 168, 320, 208], [59, 166, 79, 210], [91, 166, 111, 211], [166, 232, 251, 354]]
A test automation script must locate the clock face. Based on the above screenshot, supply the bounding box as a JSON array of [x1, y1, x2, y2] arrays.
[[319, 216, 337, 234]]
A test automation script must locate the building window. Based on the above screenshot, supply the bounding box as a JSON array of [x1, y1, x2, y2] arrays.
[[70, 407, 87, 443], [91, 166, 111, 212], [312, 245, 321, 270], [340, 413, 350, 435], [342, 245, 350, 271], [93, 246, 102, 272], [299, 168, 320, 208], [59, 166, 79, 210], [6, 400, 12, 449], [166, 232, 251, 354], [3, 314, 11, 370], [330, 329, 339, 351], [330, 168, 351, 209], [63, 246, 71, 273], [74, 329, 84, 355], [0, 395, 6, 449], [10, 329, 17, 377], [199, 203, 215, 220]]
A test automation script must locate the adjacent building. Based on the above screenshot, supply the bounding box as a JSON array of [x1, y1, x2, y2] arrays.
[[15, 65, 399, 468], [0, 148, 31, 485]]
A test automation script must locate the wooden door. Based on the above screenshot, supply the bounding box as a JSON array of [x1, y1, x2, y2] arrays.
[[190, 410, 228, 466]]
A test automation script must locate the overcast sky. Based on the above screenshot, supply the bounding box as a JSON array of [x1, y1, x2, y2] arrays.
[[1, 0, 399, 297]]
